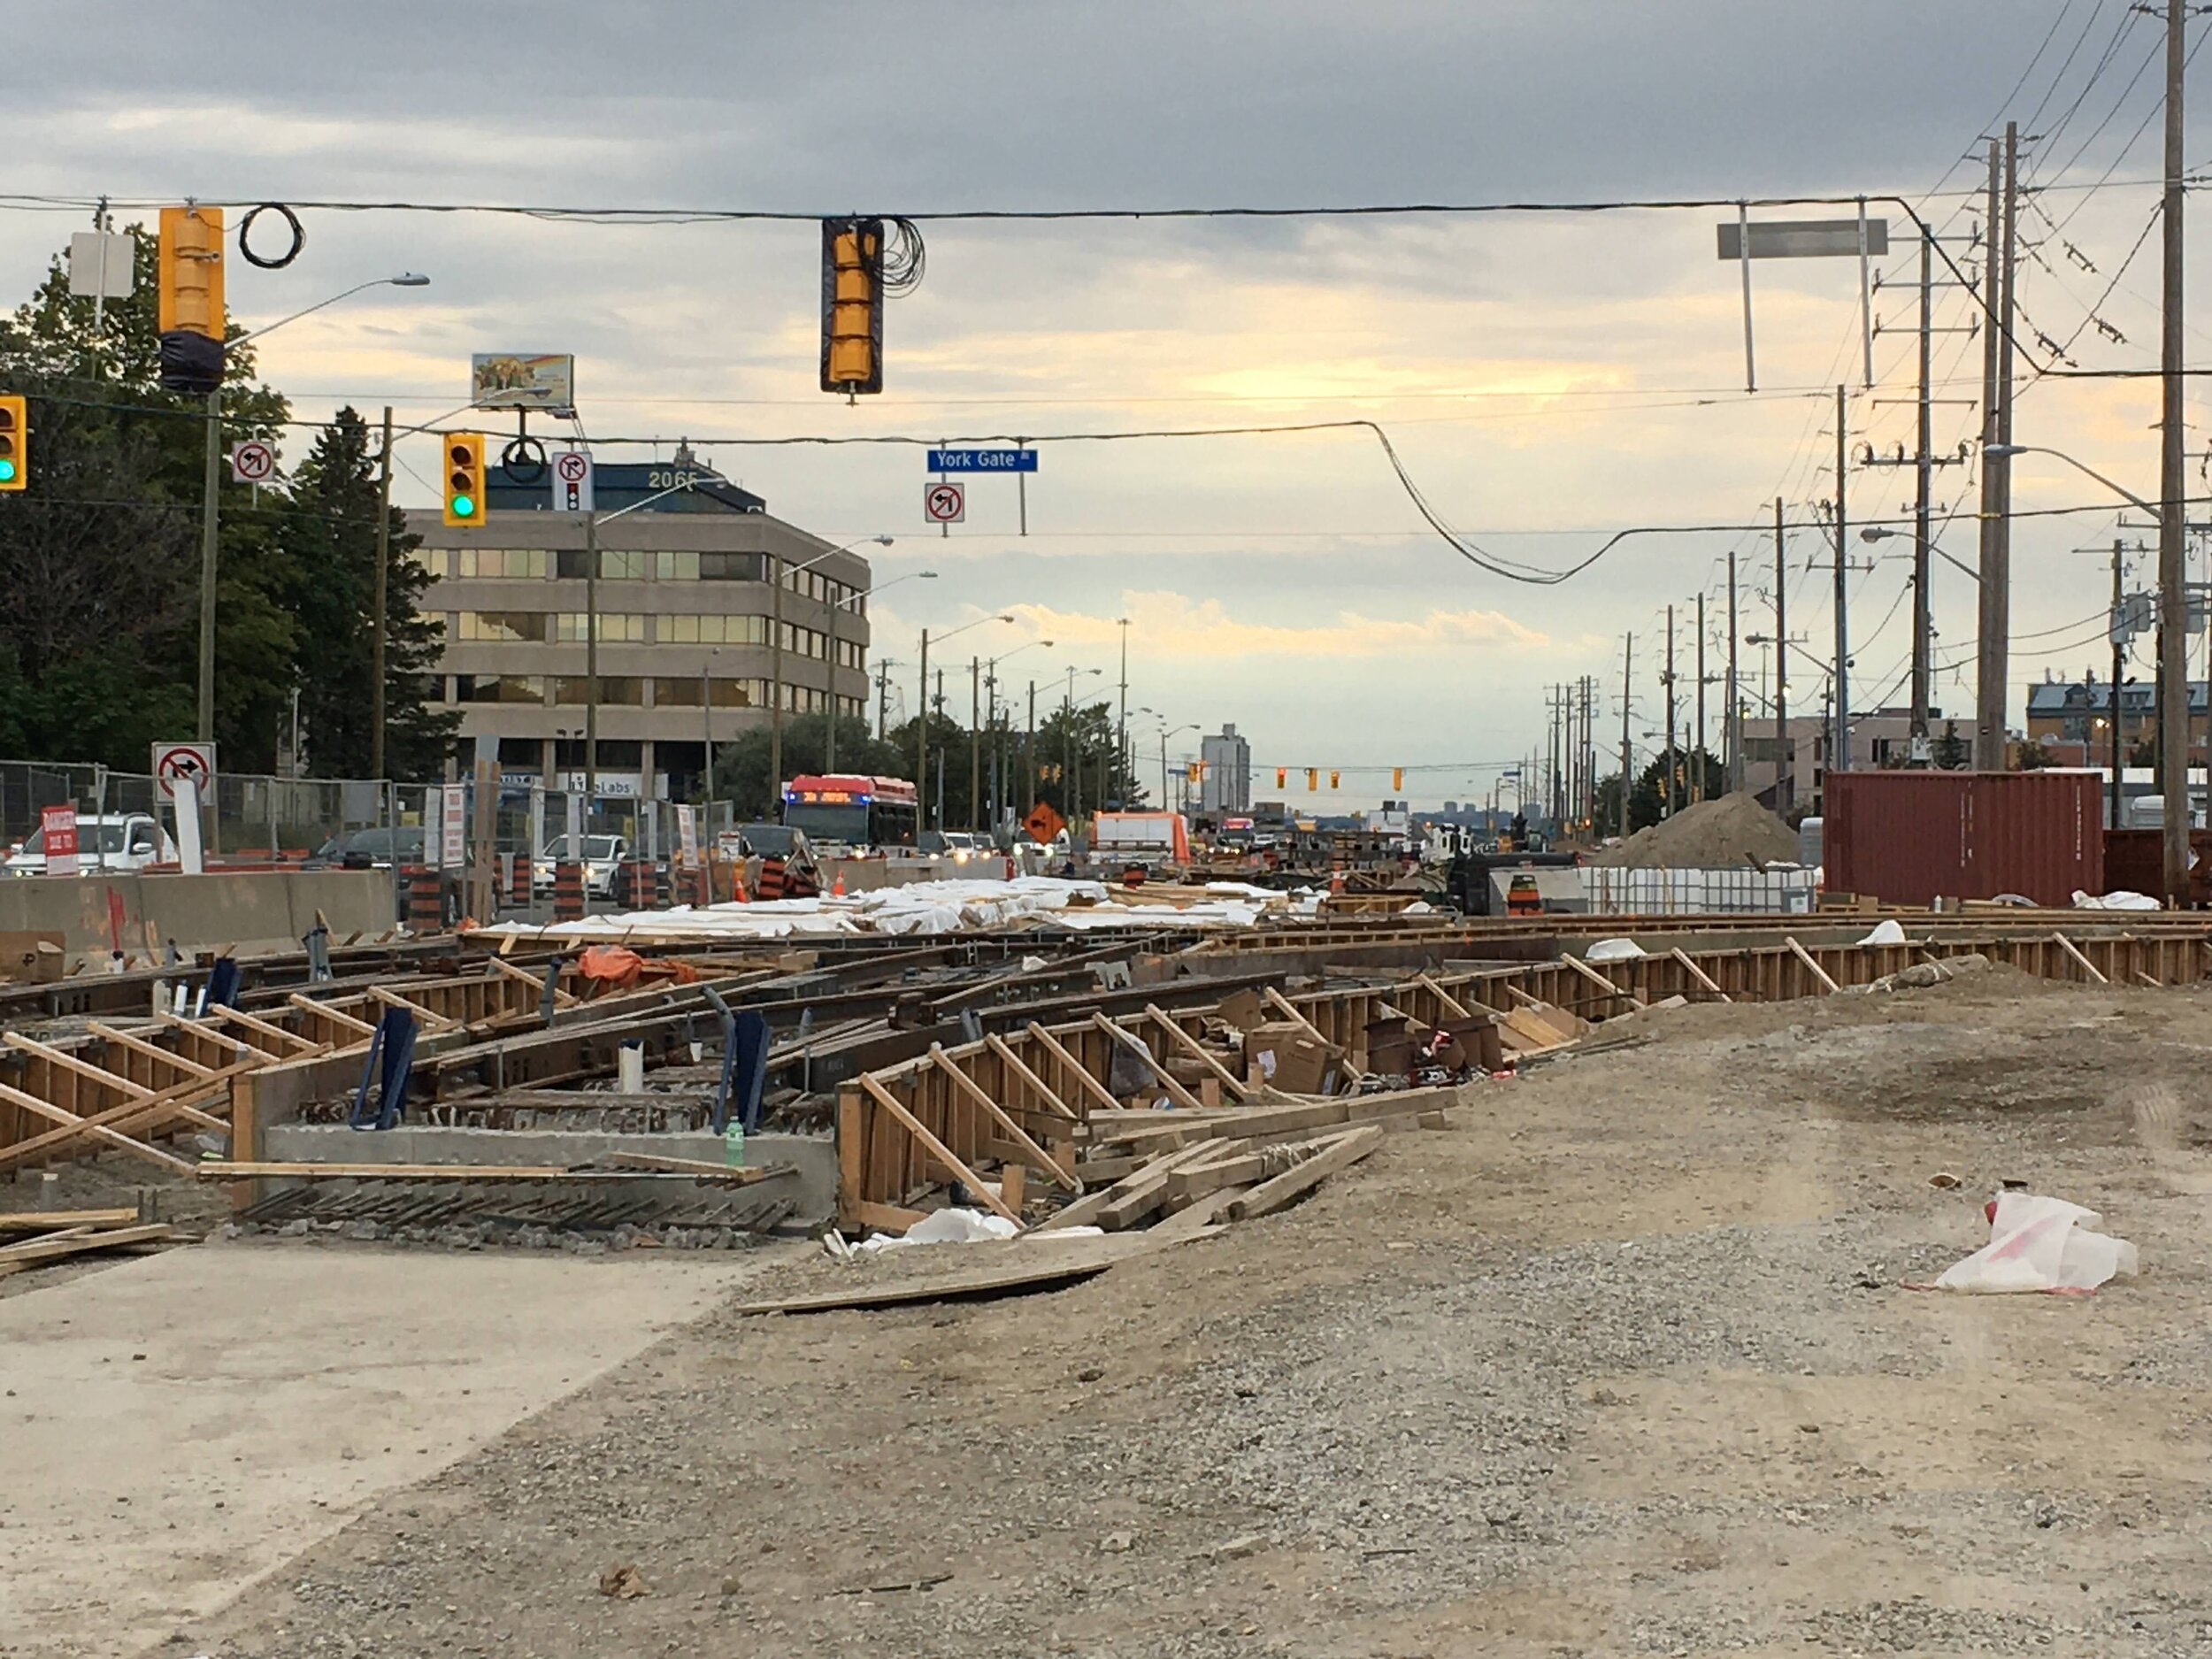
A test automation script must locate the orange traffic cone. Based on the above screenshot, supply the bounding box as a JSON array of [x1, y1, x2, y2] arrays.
[[832, 871, 847, 897]]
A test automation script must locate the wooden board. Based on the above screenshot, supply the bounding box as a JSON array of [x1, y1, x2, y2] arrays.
[[1222, 1125, 1384, 1222], [0, 1208, 140, 1233], [193, 1162, 780, 1182], [0, 1223, 175, 1278], [732, 1237, 1159, 1316]]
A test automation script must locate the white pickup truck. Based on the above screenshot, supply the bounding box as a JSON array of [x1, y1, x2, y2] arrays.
[[5, 813, 176, 877]]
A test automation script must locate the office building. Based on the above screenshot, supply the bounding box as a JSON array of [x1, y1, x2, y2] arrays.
[[412, 450, 873, 799], [1199, 724, 1251, 814]]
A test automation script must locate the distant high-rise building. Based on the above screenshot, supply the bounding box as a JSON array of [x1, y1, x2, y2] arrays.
[[1199, 724, 1251, 814]]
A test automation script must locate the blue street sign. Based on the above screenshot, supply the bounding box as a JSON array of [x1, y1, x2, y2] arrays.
[[927, 448, 1038, 473]]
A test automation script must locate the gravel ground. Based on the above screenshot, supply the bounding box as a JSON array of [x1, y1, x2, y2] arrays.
[[173, 971, 2212, 1657]]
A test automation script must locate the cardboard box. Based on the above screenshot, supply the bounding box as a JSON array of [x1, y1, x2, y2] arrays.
[[0, 932, 66, 984], [1243, 1020, 1345, 1096]]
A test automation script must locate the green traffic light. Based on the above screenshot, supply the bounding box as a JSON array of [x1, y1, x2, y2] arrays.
[[452, 494, 475, 518], [0, 460, 14, 483]]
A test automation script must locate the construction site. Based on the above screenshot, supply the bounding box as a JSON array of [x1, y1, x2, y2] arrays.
[[2, 777, 2208, 1657]]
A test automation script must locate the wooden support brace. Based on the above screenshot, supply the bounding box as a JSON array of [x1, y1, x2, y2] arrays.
[[1411, 974, 1474, 1019], [1023, 1021, 1123, 1118], [1784, 936, 1840, 995], [1088, 1014, 1207, 1111], [2137, 970, 2164, 988], [365, 987, 459, 1033], [2052, 931, 2108, 985], [82, 1022, 220, 1079], [927, 1047, 1079, 1190], [1223, 1125, 1386, 1222], [488, 955, 579, 1007], [155, 1012, 265, 1059], [983, 1032, 1081, 1122], [1564, 953, 1645, 1011], [1668, 948, 1731, 1002], [1145, 1003, 1254, 1102], [0, 1079, 196, 1174], [856, 1072, 1021, 1225], [287, 994, 379, 1036]]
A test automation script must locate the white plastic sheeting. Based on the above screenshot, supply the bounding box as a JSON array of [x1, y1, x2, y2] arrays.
[[1584, 938, 1648, 963], [1858, 918, 1909, 946], [1930, 1193, 2139, 1295], [2073, 888, 2161, 910], [1578, 865, 1817, 916], [479, 875, 1301, 943]]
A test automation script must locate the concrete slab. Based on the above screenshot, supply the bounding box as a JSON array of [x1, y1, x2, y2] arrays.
[[0, 1238, 780, 1659]]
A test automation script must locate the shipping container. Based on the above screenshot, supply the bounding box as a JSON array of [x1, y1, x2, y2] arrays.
[[1825, 771, 2104, 908], [2101, 828, 2212, 905]]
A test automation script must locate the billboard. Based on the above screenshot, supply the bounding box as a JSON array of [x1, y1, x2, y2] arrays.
[[470, 353, 576, 411]]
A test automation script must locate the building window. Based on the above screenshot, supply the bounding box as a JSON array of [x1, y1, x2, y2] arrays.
[[454, 549, 550, 580], [661, 614, 768, 646], [546, 612, 645, 642], [554, 675, 643, 705], [455, 674, 547, 704], [456, 611, 549, 642], [712, 678, 762, 708], [555, 549, 651, 580], [650, 676, 764, 709], [655, 677, 704, 708], [834, 638, 865, 670]]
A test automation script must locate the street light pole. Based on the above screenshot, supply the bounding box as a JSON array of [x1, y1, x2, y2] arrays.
[[772, 534, 892, 801]]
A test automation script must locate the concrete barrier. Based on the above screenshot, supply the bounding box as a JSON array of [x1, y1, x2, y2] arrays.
[[0, 870, 396, 965]]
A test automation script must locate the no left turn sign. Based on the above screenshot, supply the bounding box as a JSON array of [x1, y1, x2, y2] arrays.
[[228, 439, 277, 485], [924, 481, 965, 525]]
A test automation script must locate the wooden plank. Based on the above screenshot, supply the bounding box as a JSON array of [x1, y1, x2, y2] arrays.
[[1668, 948, 1732, 1002], [1564, 953, 1645, 1011], [928, 1048, 1080, 1190], [154, 1012, 265, 1059], [1223, 1125, 1386, 1222], [856, 1073, 1021, 1225], [1411, 974, 1474, 1019], [1168, 1133, 1339, 1198], [2052, 931, 2109, 985], [193, 1162, 765, 1182], [83, 1023, 220, 1079], [1147, 1183, 1253, 1240], [0, 1223, 176, 1278], [837, 1087, 867, 1221], [0, 1208, 140, 1233], [0, 1079, 199, 1174], [287, 994, 379, 1035], [1784, 936, 1840, 995], [1023, 1021, 1124, 1117], [4, 1032, 161, 1101], [732, 1239, 1153, 1316], [365, 987, 458, 1033], [597, 1152, 795, 1183], [1088, 1014, 1207, 1111], [213, 1004, 325, 1052], [488, 954, 579, 1007], [1029, 1141, 1221, 1233], [982, 1033, 1081, 1122], [2137, 970, 2164, 988], [1145, 1003, 1254, 1102]]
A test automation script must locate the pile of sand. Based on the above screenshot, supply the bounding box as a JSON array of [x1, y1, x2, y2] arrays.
[[1591, 791, 1801, 870]]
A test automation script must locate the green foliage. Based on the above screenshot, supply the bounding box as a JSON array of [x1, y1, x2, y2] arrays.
[[0, 227, 451, 777], [1595, 749, 1725, 833], [1932, 720, 1970, 771]]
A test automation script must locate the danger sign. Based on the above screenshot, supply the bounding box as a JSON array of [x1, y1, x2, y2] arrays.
[[150, 741, 217, 802], [1023, 802, 1065, 846], [923, 481, 965, 525]]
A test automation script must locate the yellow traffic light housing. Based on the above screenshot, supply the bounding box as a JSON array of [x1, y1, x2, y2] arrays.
[[158, 206, 225, 339], [442, 433, 488, 526], [819, 217, 884, 396], [0, 396, 25, 493]]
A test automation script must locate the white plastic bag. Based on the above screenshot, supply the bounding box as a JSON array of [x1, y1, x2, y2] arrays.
[[1585, 938, 1647, 963], [1931, 1192, 2139, 1294], [1858, 918, 1908, 946]]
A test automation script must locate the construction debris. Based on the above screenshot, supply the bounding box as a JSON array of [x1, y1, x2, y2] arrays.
[[0, 1216, 176, 1278], [1589, 792, 1801, 870]]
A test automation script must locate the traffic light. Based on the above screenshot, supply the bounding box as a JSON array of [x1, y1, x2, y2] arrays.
[[1276, 767, 1287, 789], [158, 206, 226, 396], [1330, 770, 1340, 789], [819, 217, 885, 396], [1392, 767, 1404, 792], [0, 396, 24, 493], [1306, 769, 1318, 792], [442, 433, 488, 526]]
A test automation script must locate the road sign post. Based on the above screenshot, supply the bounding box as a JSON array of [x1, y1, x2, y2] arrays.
[[228, 439, 276, 486], [150, 741, 217, 803]]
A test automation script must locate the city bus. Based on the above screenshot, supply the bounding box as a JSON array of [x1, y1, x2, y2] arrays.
[[780, 773, 920, 851]]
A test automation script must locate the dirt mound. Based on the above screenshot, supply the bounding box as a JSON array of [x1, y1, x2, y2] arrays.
[[1591, 790, 1801, 869]]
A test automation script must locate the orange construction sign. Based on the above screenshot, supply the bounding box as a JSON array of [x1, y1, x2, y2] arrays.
[[1024, 802, 1067, 845]]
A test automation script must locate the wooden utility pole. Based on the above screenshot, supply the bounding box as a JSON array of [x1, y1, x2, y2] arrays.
[[1618, 634, 1634, 838], [1726, 551, 1740, 793], [1832, 383, 1850, 778], [1663, 604, 1678, 818], [2159, 0, 2190, 904], [1912, 227, 1934, 754], [1973, 137, 2006, 771], [2112, 540, 2128, 833], [1774, 498, 1790, 815], [370, 405, 393, 780], [1694, 591, 1708, 803]]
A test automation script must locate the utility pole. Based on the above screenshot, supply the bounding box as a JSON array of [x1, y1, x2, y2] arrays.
[[369, 405, 393, 780], [915, 629, 930, 829], [1694, 592, 1708, 803], [769, 552, 784, 804], [2112, 539, 2128, 832], [876, 658, 891, 739], [1117, 618, 1129, 810], [1663, 605, 1678, 818], [969, 657, 981, 830], [1832, 383, 1850, 779], [1775, 498, 1791, 816], [1912, 224, 1934, 756], [1726, 552, 1740, 794], [196, 388, 222, 741], [1975, 129, 2019, 772], [1026, 680, 1037, 814], [583, 509, 598, 807], [1618, 634, 1634, 838], [2158, 0, 2190, 904]]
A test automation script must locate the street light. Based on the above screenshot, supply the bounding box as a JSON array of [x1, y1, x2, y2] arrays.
[[772, 534, 894, 800], [199, 272, 432, 742], [1157, 720, 1198, 813], [1058, 666, 1107, 820], [981, 638, 1052, 828], [1983, 443, 2161, 522], [816, 561, 927, 777], [1864, 526, 1981, 584], [915, 612, 1017, 830]]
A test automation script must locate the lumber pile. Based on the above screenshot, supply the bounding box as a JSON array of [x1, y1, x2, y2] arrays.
[[0, 1209, 177, 1278], [1024, 1084, 1457, 1241]]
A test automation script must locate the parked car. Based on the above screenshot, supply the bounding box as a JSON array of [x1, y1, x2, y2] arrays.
[[5, 813, 176, 877], [739, 823, 812, 862], [303, 826, 427, 871], [532, 833, 631, 899]]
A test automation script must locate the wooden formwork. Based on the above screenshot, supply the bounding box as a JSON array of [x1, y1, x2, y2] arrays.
[[836, 926, 2212, 1230]]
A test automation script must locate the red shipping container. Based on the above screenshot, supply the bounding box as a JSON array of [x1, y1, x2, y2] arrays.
[[1826, 771, 2105, 908]]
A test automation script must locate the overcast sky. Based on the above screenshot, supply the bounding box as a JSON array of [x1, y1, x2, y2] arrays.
[[4, 0, 2202, 805]]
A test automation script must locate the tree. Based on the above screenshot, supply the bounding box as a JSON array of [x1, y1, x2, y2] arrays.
[[1932, 720, 1970, 771], [0, 226, 293, 768], [2016, 739, 2055, 772], [709, 712, 908, 820], [282, 408, 456, 778], [1594, 749, 1725, 833]]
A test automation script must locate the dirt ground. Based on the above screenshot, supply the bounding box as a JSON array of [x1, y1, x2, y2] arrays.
[[119, 971, 2212, 1655]]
